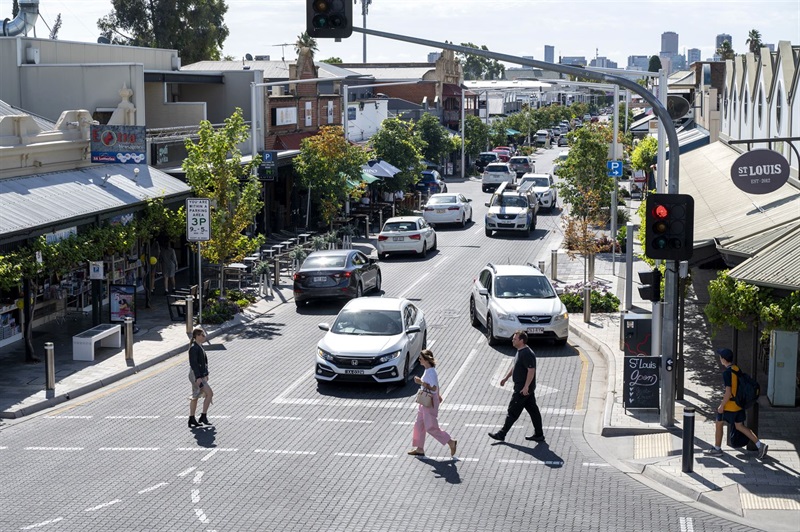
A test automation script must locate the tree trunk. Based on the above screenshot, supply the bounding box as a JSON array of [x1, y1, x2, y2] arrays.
[[23, 277, 40, 363]]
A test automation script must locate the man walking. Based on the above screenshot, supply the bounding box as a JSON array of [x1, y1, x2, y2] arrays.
[[704, 348, 768, 458], [489, 330, 545, 443]]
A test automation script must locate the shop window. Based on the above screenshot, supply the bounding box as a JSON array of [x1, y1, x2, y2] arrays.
[[757, 86, 764, 127], [776, 85, 783, 132]]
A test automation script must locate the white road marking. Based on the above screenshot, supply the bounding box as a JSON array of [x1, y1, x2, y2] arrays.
[[0, 446, 6, 450], [177, 467, 197, 477], [272, 370, 316, 403], [474, 225, 484, 235], [318, 418, 373, 424], [84, 499, 121, 512], [173, 415, 231, 419], [490, 359, 560, 395], [274, 395, 578, 414], [335, 453, 396, 458], [191, 489, 201, 503], [254, 450, 317, 455], [441, 348, 477, 398], [194, 509, 209, 523], [24, 447, 83, 451], [391, 421, 449, 426], [45, 415, 93, 419], [499, 459, 564, 466], [398, 272, 430, 298], [432, 256, 449, 269], [176, 447, 238, 461], [138, 482, 168, 494], [21, 517, 64, 529], [464, 424, 571, 430], [679, 516, 695, 532], [99, 447, 159, 451], [582, 463, 611, 467], [105, 416, 160, 419], [246, 415, 303, 420], [193, 471, 204, 484]]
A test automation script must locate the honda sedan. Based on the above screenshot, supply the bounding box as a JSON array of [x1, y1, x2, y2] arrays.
[[293, 250, 381, 307], [422, 193, 473, 227], [376, 216, 437, 259]]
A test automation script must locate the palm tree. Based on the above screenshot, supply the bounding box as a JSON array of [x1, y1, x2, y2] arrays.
[[745, 29, 763, 54], [716, 40, 735, 61], [295, 32, 318, 57]]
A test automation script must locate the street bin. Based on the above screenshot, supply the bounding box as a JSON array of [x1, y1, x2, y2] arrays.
[[621, 312, 652, 356]]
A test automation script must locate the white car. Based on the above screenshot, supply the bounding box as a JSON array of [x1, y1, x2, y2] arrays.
[[315, 297, 427, 383], [518, 173, 557, 211], [482, 162, 516, 192], [376, 216, 437, 259], [470, 263, 569, 346], [422, 193, 473, 227]]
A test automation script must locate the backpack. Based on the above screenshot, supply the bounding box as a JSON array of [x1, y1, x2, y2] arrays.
[[732, 367, 760, 409]]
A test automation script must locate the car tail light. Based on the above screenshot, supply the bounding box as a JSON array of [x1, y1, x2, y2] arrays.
[[424, 207, 434, 211], [293, 273, 301, 281], [447, 206, 459, 211], [332, 272, 351, 279], [409, 234, 421, 240], [378, 235, 388, 241]]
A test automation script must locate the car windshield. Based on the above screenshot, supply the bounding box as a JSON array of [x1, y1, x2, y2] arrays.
[[383, 221, 418, 232], [479, 154, 497, 162], [428, 195, 457, 204], [491, 195, 528, 208], [331, 309, 404, 335], [302, 255, 347, 269], [420, 173, 436, 183], [494, 275, 557, 299], [485, 165, 509, 173]]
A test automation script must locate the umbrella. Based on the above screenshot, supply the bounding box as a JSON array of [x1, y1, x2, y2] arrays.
[[360, 173, 381, 184], [362, 159, 401, 179]]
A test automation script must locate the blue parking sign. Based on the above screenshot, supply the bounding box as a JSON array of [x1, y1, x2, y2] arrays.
[[607, 160, 623, 177]]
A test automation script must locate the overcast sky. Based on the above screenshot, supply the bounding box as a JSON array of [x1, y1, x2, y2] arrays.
[[19, 0, 800, 67]]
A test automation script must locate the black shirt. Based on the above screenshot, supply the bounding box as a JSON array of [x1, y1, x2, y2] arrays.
[[189, 343, 209, 378], [512, 345, 537, 392]]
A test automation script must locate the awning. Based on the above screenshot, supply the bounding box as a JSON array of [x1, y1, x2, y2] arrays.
[[362, 159, 400, 178], [726, 227, 800, 291], [665, 127, 710, 159], [360, 173, 381, 184], [0, 164, 191, 246], [506, 128, 521, 135]]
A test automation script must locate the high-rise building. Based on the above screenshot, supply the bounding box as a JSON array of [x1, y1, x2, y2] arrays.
[[589, 57, 618, 69], [661, 31, 679, 54], [560, 56, 587, 66], [544, 45, 554, 63], [716, 33, 732, 49], [521, 55, 534, 69], [627, 55, 649, 71], [687, 48, 701, 64]]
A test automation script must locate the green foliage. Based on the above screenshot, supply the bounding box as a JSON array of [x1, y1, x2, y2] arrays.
[[616, 226, 627, 252], [560, 289, 620, 313], [254, 261, 271, 276], [414, 114, 451, 164], [457, 43, 505, 80], [746, 29, 763, 54], [288, 246, 307, 262], [705, 270, 765, 333], [320, 57, 342, 64], [555, 124, 613, 221], [295, 32, 318, 55], [369, 117, 424, 192], [97, 0, 229, 63], [716, 40, 735, 60], [464, 115, 489, 158], [201, 297, 239, 324], [648, 55, 662, 72], [631, 136, 658, 172]]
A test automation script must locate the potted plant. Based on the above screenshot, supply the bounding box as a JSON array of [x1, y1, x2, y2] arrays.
[[288, 245, 308, 273], [338, 225, 358, 249], [253, 261, 272, 297], [323, 231, 340, 250]]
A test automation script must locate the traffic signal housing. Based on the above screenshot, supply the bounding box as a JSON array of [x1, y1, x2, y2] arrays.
[[645, 193, 695, 260], [638, 269, 662, 302], [307, 0, 353, 39]]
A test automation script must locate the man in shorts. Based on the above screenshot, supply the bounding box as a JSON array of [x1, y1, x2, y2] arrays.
[[704, 348, 768, 458]]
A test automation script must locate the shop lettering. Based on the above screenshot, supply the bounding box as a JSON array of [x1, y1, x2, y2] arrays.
[[629, 369, 658, 386], [91, 130, 138, 144], [736, 164, 785, 178]]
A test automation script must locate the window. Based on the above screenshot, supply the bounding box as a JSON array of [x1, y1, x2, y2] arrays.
[[351, 253, 366, 266], [743, 92, 748, 124], [479, 270, 492, 292], [757, 86, 764, 127], [776, 85, 783, 131], [723, 88, 728, 119]]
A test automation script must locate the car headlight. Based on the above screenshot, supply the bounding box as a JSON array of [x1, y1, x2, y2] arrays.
[[378, 350, 401, 364], [553, 311, 569, 323], [516, 212, 527, 218], [317, 348, 334, 362], [494, 309, 514, 321]]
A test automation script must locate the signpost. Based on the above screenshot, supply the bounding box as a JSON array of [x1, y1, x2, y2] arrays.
[[607, 160, 623, 177], [730, 149, 790, 194], [624, 356, 661, 410], [186, 199, 211, 325], [258, 150, 279, 181]]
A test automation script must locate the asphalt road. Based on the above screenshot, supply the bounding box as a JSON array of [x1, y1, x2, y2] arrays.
[[0, 150, 760, 531]]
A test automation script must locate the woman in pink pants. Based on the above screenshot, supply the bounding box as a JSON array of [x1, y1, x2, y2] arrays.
[[408, 349, 458, 458]]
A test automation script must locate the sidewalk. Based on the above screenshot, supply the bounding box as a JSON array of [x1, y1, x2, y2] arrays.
[[1, 240, 798, 529]]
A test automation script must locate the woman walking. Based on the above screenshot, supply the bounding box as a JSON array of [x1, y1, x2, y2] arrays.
[[408, 349, 457, 458], [160, 241, 178, 295], [188, 327, 214, 428]]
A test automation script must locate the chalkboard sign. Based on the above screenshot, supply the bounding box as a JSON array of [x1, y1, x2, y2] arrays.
[[624, 356, 660, 409]]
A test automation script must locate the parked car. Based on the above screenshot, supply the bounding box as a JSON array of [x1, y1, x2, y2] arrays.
[[509, 156, 535, 177], [469, 263, 569, 346], [315, 297, 427, 383], [422, 193, 473, 227], [552, 150, 569, 175], [475, 151, 500, 171], [415, 169, 447, 196], [293, 250, 381, 308], [534, 129, 551, 146], [557, 136, 569, 147], [518, 173, 557, 211], [481, 162, 516, 192], [376, 216, 437, 259], [491, 148, 512, 162]]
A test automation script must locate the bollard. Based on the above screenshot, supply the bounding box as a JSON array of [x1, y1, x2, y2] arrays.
[[185, 295, 194, 335], [588, 252, 596, 282], [682, 406, 695, 473], [551, 249, 558, 280], [45, 341, 55, 391], [537, 260, 545, 273], [124, 317, 134, 361], [583, 286, 591, 323], [274, 257, 281, 287]]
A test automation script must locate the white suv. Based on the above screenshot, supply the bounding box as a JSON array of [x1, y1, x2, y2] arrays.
[[469, 263, 569, 346], [518, 173, 557, 211], [481, 163, 515, 192]]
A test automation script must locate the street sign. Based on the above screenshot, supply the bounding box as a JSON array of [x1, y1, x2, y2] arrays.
[[607, 160, 623, 177], [730, 149, 790, 194], [186, 198, 211, 242]]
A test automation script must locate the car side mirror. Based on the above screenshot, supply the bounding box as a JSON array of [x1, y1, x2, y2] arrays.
[[406, 325, 421, 334], [466, 198, 472, 202], [318, 323, 330, 331], [485, 202, 490, 207], [478, 288, 489, 296], [555, 287, 564, 295]]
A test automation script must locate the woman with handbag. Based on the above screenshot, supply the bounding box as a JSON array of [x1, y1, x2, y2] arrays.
[[408, 349, 458, 458]]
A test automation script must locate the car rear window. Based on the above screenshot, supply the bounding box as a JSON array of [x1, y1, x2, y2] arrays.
[[303, 255, 347, 268], [420, 173, 436, 183], [510, 157, 529, 165], [428, 195, 457, 204], [485, 164, 510, 173], [479, 153, 498, 162], [383, 221, 418, 232]]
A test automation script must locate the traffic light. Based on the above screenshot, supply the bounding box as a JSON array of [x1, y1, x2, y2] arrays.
[[644, 193, 695, 260], [638, 269, 662, 302], [307, 0, 353, 39]]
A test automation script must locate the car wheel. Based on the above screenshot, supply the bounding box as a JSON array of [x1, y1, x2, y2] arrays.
[[431, 236, 437, 251], [460, 214, 466, 228], [378, 252, 387, 260], [402, 354, 411, 382], [485, 228, 492, 237], [355, 282, 363, 298], [468, 210, 473, 223], [486, 314, 499, 346], [420, 243, 428, 258], [555, 337, 568, 346], [422, 331, 428, 350], [374, 271, 382, 292], [469, 297, 479, 327]]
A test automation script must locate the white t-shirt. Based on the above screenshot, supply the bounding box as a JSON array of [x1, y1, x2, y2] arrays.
[[421, 367, 439, 391]]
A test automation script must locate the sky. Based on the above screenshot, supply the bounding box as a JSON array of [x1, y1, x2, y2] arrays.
[[10, 0, 800, 68]]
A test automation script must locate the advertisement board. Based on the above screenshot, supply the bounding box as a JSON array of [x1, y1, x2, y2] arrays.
[[109, 284, 136, 323], [91, 125, 147, 164]]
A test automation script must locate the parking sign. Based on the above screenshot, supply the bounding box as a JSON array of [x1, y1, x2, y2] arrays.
[[607, 160, 623, 177], [186, 198, 211, 242]]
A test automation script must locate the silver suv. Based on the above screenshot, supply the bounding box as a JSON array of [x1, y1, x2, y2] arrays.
[[469, 263, 569, 346], [481, 163, 515, 192]]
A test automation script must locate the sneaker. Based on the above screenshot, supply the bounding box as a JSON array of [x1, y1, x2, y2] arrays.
[[757, 443, 769, 459], [525, 434, 546, 442], [704, 447, 723, 456]]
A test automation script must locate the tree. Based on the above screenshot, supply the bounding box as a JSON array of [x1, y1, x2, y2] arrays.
[[414, 114, 451, 165], [716, 40, 735, 61], [647, 55, 662, 72], [294, 126, 369, 226], [182, 108, 264, 295], [457, 43, 505, 80], [746, 29, 763, 54], [463, 115, 489, 160], [370, 117, 424, 193], [295, 32, 318, 57], [556, 124, 613, 222], [97, 0, 229, 64], [320, 57, 342, 64], [49, 13, 62, 40]]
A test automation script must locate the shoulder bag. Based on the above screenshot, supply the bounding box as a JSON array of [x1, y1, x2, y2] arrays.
[[415, 389, 433, 408]]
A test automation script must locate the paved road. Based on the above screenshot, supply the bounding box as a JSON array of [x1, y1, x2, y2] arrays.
[[1, 158, 760, 531]]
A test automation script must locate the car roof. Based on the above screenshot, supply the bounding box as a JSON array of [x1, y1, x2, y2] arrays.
[[429, 193, 459, 199], [486, 264, 544, 276], [306, 249, 354, 258], [486, 162, 511, 168], [385, 216, 423, 223], [342, 296, 406, 311], [520, 172, 551, 180], [479, 151, 499, 155]]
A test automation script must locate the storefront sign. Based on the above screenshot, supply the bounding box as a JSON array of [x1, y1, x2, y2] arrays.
[[109, 284, 136, 323], [186, 198, 211, 242], [272, 107, 297, 126], [89, 261, 104, 280], [91, 125, 147, 164], [45, 226, 77, 244], [731, 149, 790, 194]]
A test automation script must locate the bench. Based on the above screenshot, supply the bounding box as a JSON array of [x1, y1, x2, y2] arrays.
[[168, 285, 198, 321], [73, 324, 122, 361]]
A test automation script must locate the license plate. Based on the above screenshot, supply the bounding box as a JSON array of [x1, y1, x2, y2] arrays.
[[344, 369, 365, 375], [393, 236, 404, 241], [435, 209, 445, 214], [313, 276, 327, 283], [527, 327, 545, 334]]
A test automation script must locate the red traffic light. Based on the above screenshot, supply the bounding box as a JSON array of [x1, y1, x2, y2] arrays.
[[644, 194, 695, 261], [652, 204, 668, 219]]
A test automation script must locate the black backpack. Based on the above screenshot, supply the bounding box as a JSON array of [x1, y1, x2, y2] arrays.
[[732, 367, 760, 409]]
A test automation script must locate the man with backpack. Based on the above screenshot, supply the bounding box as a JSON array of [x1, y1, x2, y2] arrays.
[[704, 348, 768, 458]]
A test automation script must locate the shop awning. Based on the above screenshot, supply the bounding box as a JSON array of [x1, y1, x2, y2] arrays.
[[0, 164, 191, 246], [360, 173, 381, 184], [506, 128, 521, 135]]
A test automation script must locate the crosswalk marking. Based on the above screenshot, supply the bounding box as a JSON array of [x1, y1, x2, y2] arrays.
[[255, 450, 317, 455], [21, 517, 64, 529], [84, 499, 121, 512]]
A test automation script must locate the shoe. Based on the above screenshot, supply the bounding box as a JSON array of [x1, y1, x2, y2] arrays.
[[448, 440, 458, 457], [525, 434, 546, 442], [488, 432, 505, 442], [188, 416, 201, 428], [407, 449, 425, 456], [703, 447, 723, 456], [198, 413, 212, 426], [757, 443, 769, 459]]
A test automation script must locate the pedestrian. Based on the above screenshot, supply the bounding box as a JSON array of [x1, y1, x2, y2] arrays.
[[188, 327, 214, 428], [489, 330, 545, 443], [160, 240, 178, 295], [704, 348, 768, 458], [148, 239, 160, 294], [408, 349, 458, 458]]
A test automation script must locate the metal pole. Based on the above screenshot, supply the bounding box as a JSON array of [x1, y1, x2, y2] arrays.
[[551, 249, 558, 280], [274, 257, 280, 287], [583, 286, 591, 323], [306, 186, 311, 229], [45, 341, 55, 391], [588, 252, 595, 282], [656, 69, 667, 193], [747, 322, 760, 451], [197, 242, 203, 325], [362, 0, 367, 63], [461, 86, 466, 179], [185, 294, 194, 335], [124, 316, 134, 361], [681, 406, 695, 473], [611, 84, 619, 275], [342, 83, 349, 141], [538, 260, 545, 272], [625, 222, 634, 310]]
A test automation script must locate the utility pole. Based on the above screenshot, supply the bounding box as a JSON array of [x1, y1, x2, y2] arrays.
[[360, 0, 372, 63]]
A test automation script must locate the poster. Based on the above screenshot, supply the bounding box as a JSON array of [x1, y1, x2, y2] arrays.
[[109, 284, 136, 323]]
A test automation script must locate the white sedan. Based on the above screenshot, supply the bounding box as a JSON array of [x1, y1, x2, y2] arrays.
[[422, 193, 473, 227], [376, 216, 437, 259]]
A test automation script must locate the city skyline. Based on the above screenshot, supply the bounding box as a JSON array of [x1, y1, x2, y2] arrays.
[[18, 1, 800, 67]]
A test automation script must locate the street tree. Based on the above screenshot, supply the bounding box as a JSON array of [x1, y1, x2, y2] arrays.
[[648, 55, 662, 72], [464, 114, 489, 160], [457, 43, 505, 80], [320, 57, 342, 64], [716, 40, 735, 60], [182, 108, 264, 294], [294, 126, 369, 226], [631, 136, 658, 186], [370, 117, 424, 193], [556, 124, 613, 222], [746, 29, 763, 54], [295, 32, 318, 56], [414, 113, 451, 165], [97, 0, 229, 64]]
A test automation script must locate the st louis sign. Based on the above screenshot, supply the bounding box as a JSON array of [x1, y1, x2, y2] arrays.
[[730, 149, 790, 194]]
